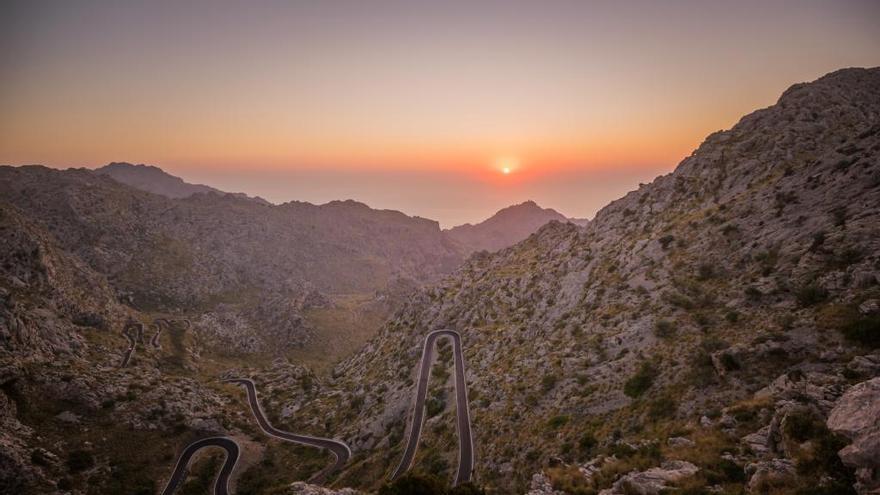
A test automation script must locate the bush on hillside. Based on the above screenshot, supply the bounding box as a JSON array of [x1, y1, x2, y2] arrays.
[[624, 362, 656, 398]]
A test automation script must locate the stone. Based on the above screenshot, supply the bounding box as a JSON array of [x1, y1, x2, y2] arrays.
[[610, 460, 700, 495], [668, 437, 695, 448], [55, 411, 80, 424], [827, 377, 880, 494], [858, 299, 879, 315], [526, 472, 566, 495], [745, 458, 795, 492], [742, 426, 773, 456]]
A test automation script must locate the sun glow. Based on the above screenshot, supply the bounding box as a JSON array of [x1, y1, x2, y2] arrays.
[[495, 156, 520, 175]]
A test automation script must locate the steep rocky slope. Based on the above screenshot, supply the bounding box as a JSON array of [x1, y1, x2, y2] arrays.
[[291, 68, 880, 493], [0, 167, 464, 349], [446, 200, 570, 253], [0, 203, 241, 493]]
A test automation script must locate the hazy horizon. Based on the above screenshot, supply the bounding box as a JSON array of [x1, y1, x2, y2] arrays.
[[2, 0, 879, 226], [28, 160, 666, 227]]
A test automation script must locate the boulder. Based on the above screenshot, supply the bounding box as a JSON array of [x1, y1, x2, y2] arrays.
[[858, 299, 879, 315], [609, 460, 699, 495], [827, 377, 880, 494], [668, 437, 696, 448], [745, 458, 796, 492], [742, 426, 773, 456], [525, 472, 566, 495]]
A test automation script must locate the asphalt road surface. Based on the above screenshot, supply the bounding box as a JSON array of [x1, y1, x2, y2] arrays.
[[150, 322, 163, 348], [119, 322, 139, 368], [390, 329, 474, 486], [225, 378, 352, 483], [160, 436, 239, 495]]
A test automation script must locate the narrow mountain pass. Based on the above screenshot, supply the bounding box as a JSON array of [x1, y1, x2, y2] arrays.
[[391, 329, 474, 486], [160, 437, 240, 495], [225, 378, 352, 483]]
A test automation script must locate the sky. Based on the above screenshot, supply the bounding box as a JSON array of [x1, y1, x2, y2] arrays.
[[1, 1, 879, 227]]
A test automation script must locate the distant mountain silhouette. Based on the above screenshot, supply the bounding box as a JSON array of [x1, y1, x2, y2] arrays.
[[446, 200, 570, 252], [95, 162, 269, 204]]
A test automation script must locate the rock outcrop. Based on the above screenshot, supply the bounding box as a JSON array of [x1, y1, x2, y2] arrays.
[[604, 460, 699, 495], [446, 200, 571, 253], [828, 377, 880, 493]]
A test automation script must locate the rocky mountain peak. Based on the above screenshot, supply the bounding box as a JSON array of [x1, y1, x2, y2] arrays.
[[446, 200, 571, 253]]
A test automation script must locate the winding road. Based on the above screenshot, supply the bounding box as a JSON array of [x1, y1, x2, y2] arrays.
[[160, 437, 240, 495], [150, 322, 162, 348], [391, 329, 474, 486], [159, 328, 473, 492], [151, 318, 168, 348], [225, 378, 352, 483], [119, 321, 140, 368]]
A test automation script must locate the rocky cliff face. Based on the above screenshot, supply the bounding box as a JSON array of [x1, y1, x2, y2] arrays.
[[286, 68, 880, 493], [446, 200, 571, 253]]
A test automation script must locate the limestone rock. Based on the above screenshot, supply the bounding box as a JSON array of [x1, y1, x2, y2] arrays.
[[609, 460, 700, 495], [827, 377, 880, 493], [287, 481, 362, 494], [525, 472, 566, 495], [745, 459, 796, 492]]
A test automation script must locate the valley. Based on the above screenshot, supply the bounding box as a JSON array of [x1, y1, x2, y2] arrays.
[[0, 67, 879, 495]]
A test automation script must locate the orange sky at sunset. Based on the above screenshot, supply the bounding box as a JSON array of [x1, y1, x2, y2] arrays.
[[2, 1, 879, 226]]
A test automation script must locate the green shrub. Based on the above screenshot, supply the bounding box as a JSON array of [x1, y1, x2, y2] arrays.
[[648, 395, 677, 419], [796, 284, 828, 307], [624, 362, 656, 398], [755, 249, 779, 275], [426, 390, 446, 417], [840, 315, 880, 348], [547, 415, 570, 429], [703, 458, 747, 484], [654, 319, 676, 338], [665, 291, 695, 310], [30, 450, 50, 467], [66, 450, 95, 473], [745, 286, 762, 300], [578, 432, 598, 454], [719, 353, 740, 371], [542, 373, 559, 392], [688, 351, 717, 387], [696, 263, 716, 280], [379, 474, 447, 495], [785, 410, 821, 443], [449, 482, 487, 495]]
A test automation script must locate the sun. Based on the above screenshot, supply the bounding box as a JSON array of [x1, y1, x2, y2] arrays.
[[495, 156, 520, 175]]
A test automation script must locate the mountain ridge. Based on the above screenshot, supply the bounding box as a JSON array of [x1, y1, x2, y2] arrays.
[[95, 161, 270, 204], [446, 200, 572, 253]]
